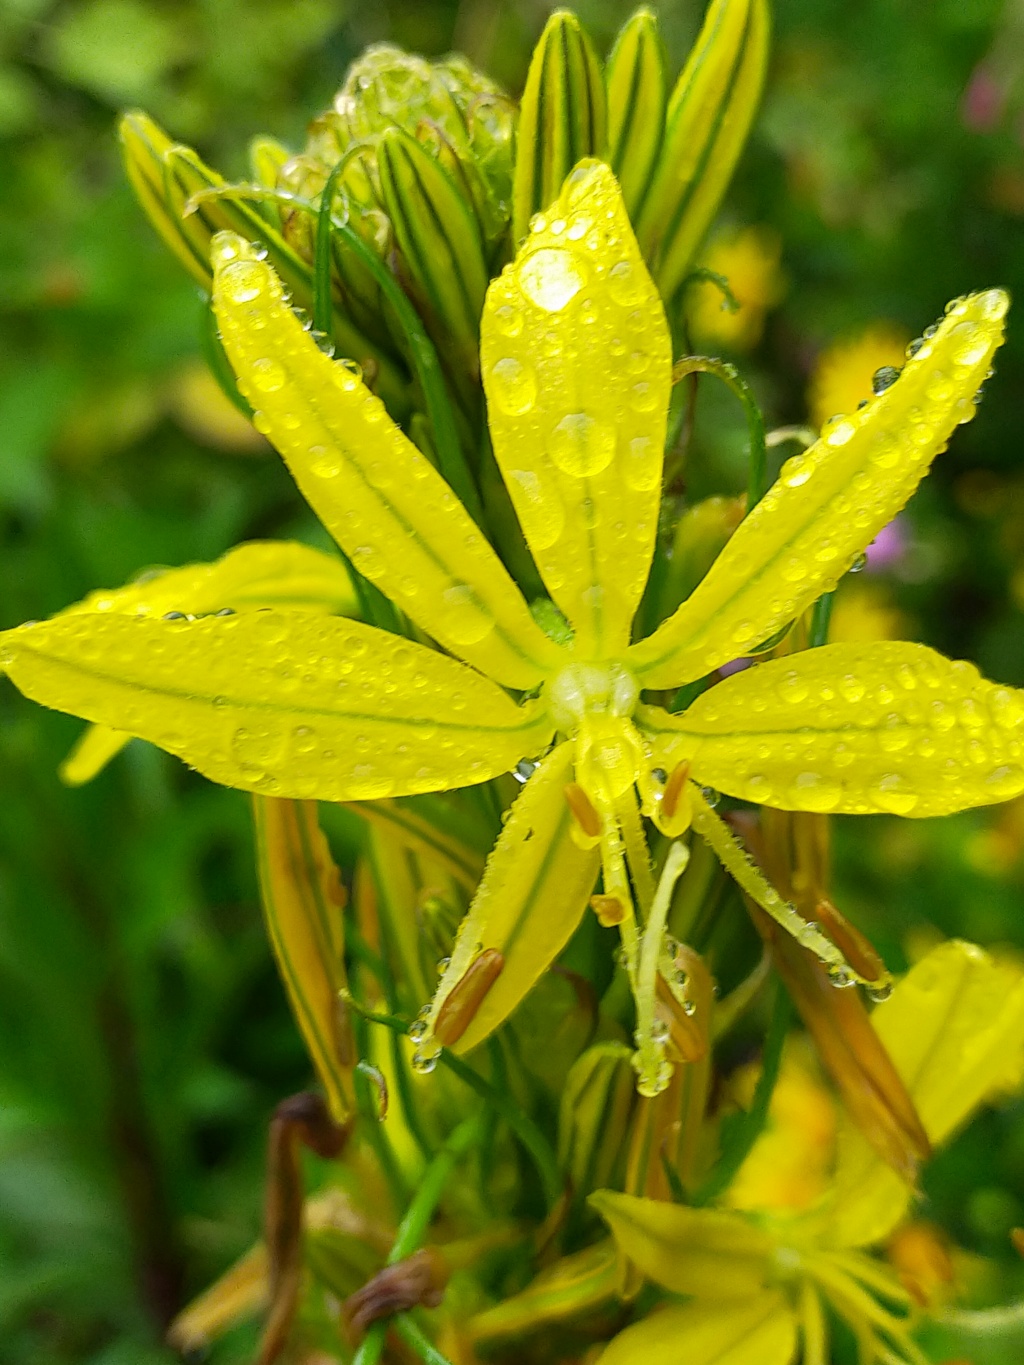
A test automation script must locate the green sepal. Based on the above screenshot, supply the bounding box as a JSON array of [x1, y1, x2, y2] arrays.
[[376, 126, 490, 377], [606, 8, 668, 218], [512, 10, 607, 242]]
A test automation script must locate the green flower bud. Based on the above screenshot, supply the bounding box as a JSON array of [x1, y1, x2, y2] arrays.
[[512, 10, 607, 243], [377, 127, 489, 377], [118, 111, 406, 412], [636, 0, 770, 301], [557, 1042, 636, 1200], [606, 8, 667, 217]]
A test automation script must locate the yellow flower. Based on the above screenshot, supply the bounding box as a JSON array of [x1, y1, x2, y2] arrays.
[[688, 225, 786, 350], [0, 163, 1012, 1094], [592, 939, 1024, 1365], [808, 321, 913, 431]]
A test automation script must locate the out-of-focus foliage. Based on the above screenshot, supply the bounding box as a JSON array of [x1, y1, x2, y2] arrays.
[[3, 0, 1024, 1361]]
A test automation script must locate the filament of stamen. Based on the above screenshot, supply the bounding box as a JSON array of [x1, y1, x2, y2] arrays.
[[689, 788, 881, 988], [634, 841, 691, 1097]]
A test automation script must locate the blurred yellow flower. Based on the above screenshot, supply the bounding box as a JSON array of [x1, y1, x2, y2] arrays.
[[809, 321, 911, 430], [688, 225, 786, 350], [829, 581, 909, 643]]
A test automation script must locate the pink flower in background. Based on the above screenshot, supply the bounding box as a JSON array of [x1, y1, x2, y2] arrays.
[[865, 517, 908, 571], [963, 63, 1005, 132]]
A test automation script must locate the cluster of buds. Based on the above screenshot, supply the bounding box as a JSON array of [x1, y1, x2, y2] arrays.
[[120, 2, 767, 444]]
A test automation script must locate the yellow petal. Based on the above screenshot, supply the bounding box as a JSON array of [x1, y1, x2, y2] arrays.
[[598, 1293, 797, 1365], [481, 161, 672, 658], [344, 795, 487, 894], [60, 540, 356, 620], [640, 642, 1024, 818], [636, 0, 771, 302], [56, 541, 356, 784], [59, 724, 131, 786], [827, 939, 1024, 1249], [211, 235, 562, 689], [0, 611, 553, 801], [417, 742, 599, 1060], [589, 1190, 775, 1297], [629, 289, 1009, 686], [253, 797, 354, 1122]]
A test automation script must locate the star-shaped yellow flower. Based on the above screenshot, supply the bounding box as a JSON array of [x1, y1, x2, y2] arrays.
[[0, 163, 1011, 1093]]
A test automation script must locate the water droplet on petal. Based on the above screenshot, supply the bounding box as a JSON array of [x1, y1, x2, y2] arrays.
[[489, 356, 537, 415], [220, 260, 264, 304], [518, 248, 586, 312], [549, 412, 615, 477]]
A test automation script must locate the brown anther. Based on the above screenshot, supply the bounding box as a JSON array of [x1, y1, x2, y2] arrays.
[[590, 893, 626, 926], [661, 761, 691, 822], [815, 897, 887, 986], [342, 1247, 448, 1341], [434, 948, 505, 1046], [564, 781, 602, 839]]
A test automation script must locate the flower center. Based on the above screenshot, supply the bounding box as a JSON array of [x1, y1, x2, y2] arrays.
[[546, 661, 639, 734]]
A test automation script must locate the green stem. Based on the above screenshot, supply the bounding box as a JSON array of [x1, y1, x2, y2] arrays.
[[692, 983, 792, 1205], [353, 1118, 480, 1365], [392, 1314, 455, 1364], [808, 592, 835, 649], [672, 355, 768, 511]]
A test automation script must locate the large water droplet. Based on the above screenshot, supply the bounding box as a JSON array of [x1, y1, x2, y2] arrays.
[[250, 357, 286, 393], [791, 771, 842, 812], [518, 248, 586, 312], [507, 469, 565, 548], [440, 583, 495, 645], [489, 356, 537, 415], [607, 259, 645, 307], [549, 412, 616, 477], [949, 321, 989, 367], [872, 773, 919, 815], [220, 261, 264, 304]]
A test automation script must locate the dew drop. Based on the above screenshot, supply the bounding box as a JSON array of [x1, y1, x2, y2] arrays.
[[518, 247, 586, 312], [872, 773, 919, 815], [985, 764, 1024, 799], [607, 259, 645, 307], [549, 412, 616, 477], [791, 771, 842, 812], [949, 321, 989, 367], [871, 365, 901, 395], [250, 357, 286, 393], [220, 260, 264, 304], [489, 356, 537, 415]]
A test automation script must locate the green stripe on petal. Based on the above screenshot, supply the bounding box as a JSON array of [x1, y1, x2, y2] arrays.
[[482, 161, 672, 658], [212, 234, 564, 689], [418, 741, 599, 1060], [629, 289, 1010, 688], [640, 641, 1024, 818], [0, 611, 553, 802]]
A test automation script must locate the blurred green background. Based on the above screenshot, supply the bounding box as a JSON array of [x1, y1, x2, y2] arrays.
[[2, 0, 1024, 1360]]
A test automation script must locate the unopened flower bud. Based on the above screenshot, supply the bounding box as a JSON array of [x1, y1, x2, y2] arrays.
[[605, 8, 667, 216], [512, 10, 607, 242]]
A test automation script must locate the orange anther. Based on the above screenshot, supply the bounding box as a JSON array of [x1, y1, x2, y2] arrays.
[[564, 781, 602, 839], [434, 949, 505, 1047], [590, 894, 626, 926], [662, 761, 691, 822]]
